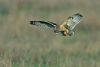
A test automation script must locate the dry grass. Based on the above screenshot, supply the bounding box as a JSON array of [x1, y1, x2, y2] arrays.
[[0, 0, 100, 67]]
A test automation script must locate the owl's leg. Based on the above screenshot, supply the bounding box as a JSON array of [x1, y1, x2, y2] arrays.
[[64, 31, 67, 36], [60, 31, 67, 36]]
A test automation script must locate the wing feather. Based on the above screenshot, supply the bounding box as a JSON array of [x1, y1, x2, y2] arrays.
[[62, 13, 83, 30], [30, 21, 57, 29]]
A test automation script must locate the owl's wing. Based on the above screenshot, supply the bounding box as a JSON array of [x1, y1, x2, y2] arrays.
[[30, 21, 57, 29], [61, 13, 83, 30]]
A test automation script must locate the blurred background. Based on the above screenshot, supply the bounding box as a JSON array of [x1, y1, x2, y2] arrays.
[[0, 0, 100, 67]]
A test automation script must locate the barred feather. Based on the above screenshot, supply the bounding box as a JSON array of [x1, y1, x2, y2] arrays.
[[62, 13, 83, 30], [30, 21, 57, 29]]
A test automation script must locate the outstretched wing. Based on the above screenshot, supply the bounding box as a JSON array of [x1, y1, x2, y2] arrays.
[[61, 13, 83, 30], [30, 21, 57, 29]]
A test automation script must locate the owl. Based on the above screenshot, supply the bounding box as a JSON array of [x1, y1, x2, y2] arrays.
[[29, 13, 83, 36]]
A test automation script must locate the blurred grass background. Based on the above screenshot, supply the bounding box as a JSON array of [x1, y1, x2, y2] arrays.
[[0, 0, 100, 67]]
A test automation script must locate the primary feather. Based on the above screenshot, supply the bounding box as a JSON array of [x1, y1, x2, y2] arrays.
[[30, 21, 57, 29]]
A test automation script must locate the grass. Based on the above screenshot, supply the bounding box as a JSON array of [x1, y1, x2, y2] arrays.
[[0, 0, 100, 67]]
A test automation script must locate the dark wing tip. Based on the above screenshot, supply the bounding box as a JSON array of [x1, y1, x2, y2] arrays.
[[30, 21, 36, 25], [75, 13, 83, 17]]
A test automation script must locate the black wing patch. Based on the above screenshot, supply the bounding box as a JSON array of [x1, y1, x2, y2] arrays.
[[30, 21, 57, 29]]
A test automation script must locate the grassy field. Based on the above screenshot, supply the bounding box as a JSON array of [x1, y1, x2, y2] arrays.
[[0, 0, 100, 67]]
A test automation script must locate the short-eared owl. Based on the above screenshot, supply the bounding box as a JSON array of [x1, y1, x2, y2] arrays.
[[30, 13, 83, 36]]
